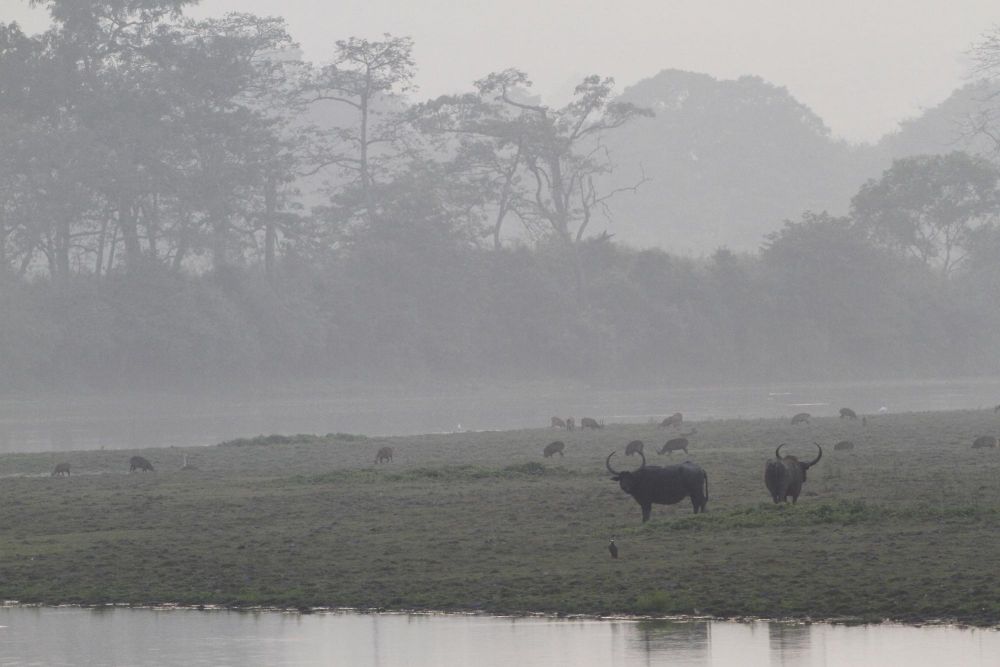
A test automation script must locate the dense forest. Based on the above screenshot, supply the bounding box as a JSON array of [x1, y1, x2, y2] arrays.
[[2, 0, 1000, 393]]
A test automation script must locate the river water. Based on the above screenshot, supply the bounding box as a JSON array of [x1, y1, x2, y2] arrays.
[[2, 376, 1000, 453], [0, 607, 997, 666]]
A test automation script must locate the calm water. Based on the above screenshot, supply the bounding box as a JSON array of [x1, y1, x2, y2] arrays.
[[0, 607, 997, 666], [2, 377, 1000, 453]]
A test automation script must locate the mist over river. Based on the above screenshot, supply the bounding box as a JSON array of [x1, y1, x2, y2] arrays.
[[2, 377, 999, 453]]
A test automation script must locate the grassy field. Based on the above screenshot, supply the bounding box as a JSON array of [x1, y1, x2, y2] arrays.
[[2, 409, 1000, 625]]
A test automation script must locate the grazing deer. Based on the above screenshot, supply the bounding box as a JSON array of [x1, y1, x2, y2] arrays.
[[657, 429, 698, 455], [543, 441, 565, 458], [129, 456, 154, 472], [624, 440, 645, 456], [659, 412, 683, 428]]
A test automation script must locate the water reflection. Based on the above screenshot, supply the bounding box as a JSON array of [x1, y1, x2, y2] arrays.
[[0, 608, 998, 667], [631, 619, 709, 662], [768, 621, 812, 664]]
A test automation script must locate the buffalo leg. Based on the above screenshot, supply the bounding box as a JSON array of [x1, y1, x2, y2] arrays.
[[641, 503, 652, 522]]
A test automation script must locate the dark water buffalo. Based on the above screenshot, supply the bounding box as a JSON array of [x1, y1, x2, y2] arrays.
[[833, 440, 854, 451], [543, 441, 565, 457], [580, 417, 603, 430], [657, 428, 697, 455], [839, 407, 858, 420], [129, 456, 154, 472], [972, 436, 998, 449], [375, 446, 394, 463], [51, 462, 71, 477], [790, 412, 811, 425], [659, 412, 683, 428], [565, 417, 575, 431], [606, 450, 708, 522], [551, 416, 567, 429], [624, 440, 645, 456], [764, 443, 822, 503]]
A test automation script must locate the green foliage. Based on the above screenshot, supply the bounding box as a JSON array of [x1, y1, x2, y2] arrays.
[[218, 434, 322, 447], [851, 152, 1000, 275], [634, 591, 675, 614]]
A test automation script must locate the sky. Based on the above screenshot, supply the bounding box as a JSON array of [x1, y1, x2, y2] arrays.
[[6, 0, 1000, 143]]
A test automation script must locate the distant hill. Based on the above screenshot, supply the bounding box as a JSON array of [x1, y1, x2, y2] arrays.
[[598, 70, 998, 255], [875, 80, 998, 158]]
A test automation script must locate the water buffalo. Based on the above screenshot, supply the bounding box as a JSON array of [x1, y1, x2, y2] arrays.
[[657, 428, 697, 455], [764, 443, 822, 503], [624, 440, 645, 456], [839, 408, 858, 420], [659, 412, 683, 428], [972, 436, 998, 449], [580, 417, 603, 430], [606, 450, 708, 522], [543, 441, 565, 457], [833, 440, 854, 451], [551, 416, 567, 429], [375, 446, 394, 463], [565, 417, 575, 431], [51, 462, 71, 477], [790, 412, 811, 425], [129, 456, 154, 472]]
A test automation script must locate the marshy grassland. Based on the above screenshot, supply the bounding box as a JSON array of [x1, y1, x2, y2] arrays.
[[2, 409, 1000, 625]]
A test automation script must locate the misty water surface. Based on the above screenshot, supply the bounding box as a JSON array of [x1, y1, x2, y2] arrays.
[[0, 607, 998, 667], [1, 377, 999, 453]]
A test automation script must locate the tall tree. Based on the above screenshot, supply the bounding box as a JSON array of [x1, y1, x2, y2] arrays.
[[160, 13, 300, 271], [416, 70, 651, 299], [851, 152, 1000, 276], [970, 25, 1000, 155], [301, 34, 416, 228]]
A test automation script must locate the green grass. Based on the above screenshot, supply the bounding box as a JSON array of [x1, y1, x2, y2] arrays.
[[2, 409, 1000, 624]]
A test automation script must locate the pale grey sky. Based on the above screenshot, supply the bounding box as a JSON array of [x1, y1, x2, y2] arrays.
[[6, 0, 1000, 143]]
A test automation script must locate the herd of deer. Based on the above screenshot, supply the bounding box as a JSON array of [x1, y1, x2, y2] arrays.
[[45, 403, 1000, 478], [541, 402, 1000, 462]]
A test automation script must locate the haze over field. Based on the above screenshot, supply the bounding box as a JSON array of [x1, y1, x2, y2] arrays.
[[9, 0, 1000, 143], [2, 0, 1000, 396]]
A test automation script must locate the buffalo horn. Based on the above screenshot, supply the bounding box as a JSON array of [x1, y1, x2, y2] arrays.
[[606, 451, 621, 475], [775, 443, 786, 459], [636, 449, 647, 471], [806, 442, 823, 468]]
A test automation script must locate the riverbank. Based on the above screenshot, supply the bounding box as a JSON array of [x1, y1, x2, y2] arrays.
[[2, 409, 1000, 625]]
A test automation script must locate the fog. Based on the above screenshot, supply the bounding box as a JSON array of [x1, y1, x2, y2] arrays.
[[3, 2, 1000, 445]]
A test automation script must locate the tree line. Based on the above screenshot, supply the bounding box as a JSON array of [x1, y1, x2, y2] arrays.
[[1, 1, 1000, 392]]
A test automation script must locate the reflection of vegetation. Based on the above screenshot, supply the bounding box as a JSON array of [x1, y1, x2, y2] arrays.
[[768, 622, 812, 655], [633, 619, 709, 652], [4, 409, 1000, 625]]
